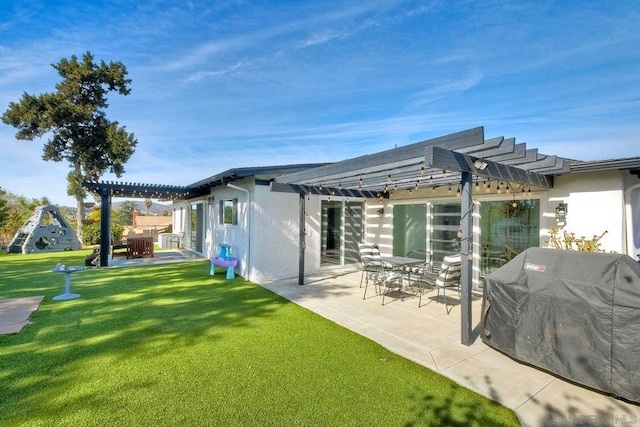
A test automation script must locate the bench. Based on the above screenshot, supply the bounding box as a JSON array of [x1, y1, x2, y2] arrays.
[[126, 236, 154, 259], [111, 242, 128, 259]]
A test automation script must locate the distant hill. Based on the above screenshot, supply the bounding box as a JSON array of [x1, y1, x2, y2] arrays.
[[111, 200, 173, 215], [59, 200, 173, 216]]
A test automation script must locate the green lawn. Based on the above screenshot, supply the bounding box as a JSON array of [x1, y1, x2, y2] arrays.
[[0, 250, 519, 426]]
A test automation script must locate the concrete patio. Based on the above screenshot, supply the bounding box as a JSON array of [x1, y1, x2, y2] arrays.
[[108, 249, 206, 267], [259, 267, 640, 427]]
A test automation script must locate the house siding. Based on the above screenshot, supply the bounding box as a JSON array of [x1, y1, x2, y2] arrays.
[[172, 165, 640, 284], [548, 170, 628, 254]]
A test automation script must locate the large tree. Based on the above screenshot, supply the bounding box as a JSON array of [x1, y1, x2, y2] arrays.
[[2, 51, 138, 238]]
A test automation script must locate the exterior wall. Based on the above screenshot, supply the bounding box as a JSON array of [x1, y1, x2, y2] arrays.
[[172, 180, 308, 283], [172, 204, 188, 240], [363, 198, 391, 256], [171, 167, 639, 284], [174, 179, 305, 283], [207, 182, 252, 280], [301, 195, 322, 274], [547, 170, 627, 254], [357, 170, 637, 287], [250, 184, 303, 283]]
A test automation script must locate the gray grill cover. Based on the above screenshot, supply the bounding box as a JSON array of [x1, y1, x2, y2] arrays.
[[481, 247, 640, 402]]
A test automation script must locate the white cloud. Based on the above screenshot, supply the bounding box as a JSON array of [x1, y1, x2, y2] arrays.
[[411, 68, 484, 106]]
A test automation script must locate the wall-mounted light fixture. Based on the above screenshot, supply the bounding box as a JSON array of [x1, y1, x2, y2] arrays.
[[473, 159, 488, 170], [555, 203, 567, 221], [376, 208, 385, 218]]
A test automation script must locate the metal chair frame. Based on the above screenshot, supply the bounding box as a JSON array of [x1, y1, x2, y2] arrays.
[[416, 254, 462, 313]]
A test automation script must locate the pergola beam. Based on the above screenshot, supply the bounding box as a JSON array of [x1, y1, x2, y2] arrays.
[[273, 127, 485, 185], [425, 146, 554, 188], [82, 180, 197, 200], [270, 182, 385, 199]]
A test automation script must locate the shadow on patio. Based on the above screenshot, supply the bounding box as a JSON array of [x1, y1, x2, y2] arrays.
[[259, 268, 640, 427], [107, 249, 207, 268]]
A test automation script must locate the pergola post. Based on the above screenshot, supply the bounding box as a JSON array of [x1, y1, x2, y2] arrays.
[[460, 171, 473, 345], [298, 192, 306, 285], [99, 188, 111, 267]]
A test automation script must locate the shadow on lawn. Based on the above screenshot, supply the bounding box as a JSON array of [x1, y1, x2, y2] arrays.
[[1, 253, 524, 425], [0, 253, 288, 419]]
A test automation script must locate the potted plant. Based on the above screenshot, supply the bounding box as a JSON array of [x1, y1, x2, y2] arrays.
[[85, 248, 100, 267]]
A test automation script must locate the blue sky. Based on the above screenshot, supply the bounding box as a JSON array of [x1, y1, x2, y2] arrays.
[[1, 0, 639, 206]]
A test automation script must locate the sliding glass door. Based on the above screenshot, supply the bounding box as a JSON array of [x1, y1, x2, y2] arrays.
[[344, 201, 364, 264], [321, 201, 342, 265], [430, 203, 461, 268], [478, 199, 540, 275], [190, 202, 206, 254], [389, 198, 540, 276], [393, 204, 427, 257], [321, 200, 364, 266]]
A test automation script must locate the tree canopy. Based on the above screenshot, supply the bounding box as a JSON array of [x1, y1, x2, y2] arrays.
[[1, 51, 138, 236], [0, 187, 54, 245]]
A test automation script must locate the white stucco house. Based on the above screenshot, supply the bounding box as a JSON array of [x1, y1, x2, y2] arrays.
[[167, 127, 640, 286]]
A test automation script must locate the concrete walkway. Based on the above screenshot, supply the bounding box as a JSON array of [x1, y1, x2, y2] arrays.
[[259, 268, 640, 427], [0, 296, 44, 335]]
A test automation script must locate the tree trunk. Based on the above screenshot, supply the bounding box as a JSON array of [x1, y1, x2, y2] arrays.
[[74, 161, 85, 244], [76, 196, 84, 243]]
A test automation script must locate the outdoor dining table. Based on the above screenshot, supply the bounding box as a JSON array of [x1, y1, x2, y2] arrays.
[[380, 256, 425, 291], [380, 256, 424, 268]]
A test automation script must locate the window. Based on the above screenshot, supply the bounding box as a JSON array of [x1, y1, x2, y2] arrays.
[[393, 204, 427, 257], [219, 198, 238, 225], [479, 198, 540, 275]]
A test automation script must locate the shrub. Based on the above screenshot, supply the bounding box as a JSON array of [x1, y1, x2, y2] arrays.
[[548, 228, 609, 252]]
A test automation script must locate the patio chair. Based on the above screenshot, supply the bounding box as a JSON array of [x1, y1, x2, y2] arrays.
[[358, 243, 383, 288], [362, 256, 404, 305], [402, 251, 433, 293], [415, 254, 462, 313], [168, 232, 184, 249]]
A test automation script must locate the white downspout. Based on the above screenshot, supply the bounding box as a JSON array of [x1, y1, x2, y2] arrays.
[[226, 183, 251, 280]]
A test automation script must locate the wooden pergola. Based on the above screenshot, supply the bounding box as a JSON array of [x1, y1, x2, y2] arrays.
[[82, 181, 206, 268], [82, 165, 325, 268], [271, 126, 571, 345]]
